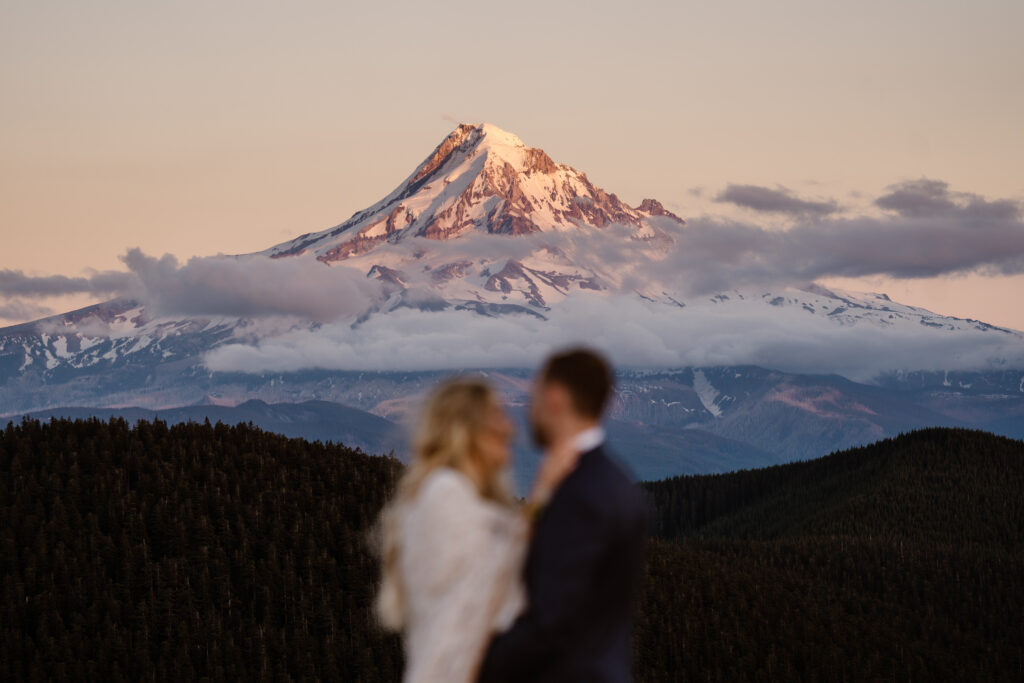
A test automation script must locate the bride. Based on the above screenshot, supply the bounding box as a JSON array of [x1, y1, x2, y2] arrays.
[[375, 377, 559, 682]]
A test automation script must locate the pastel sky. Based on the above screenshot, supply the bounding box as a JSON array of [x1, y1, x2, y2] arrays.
[[2, 0, 1022, 328]]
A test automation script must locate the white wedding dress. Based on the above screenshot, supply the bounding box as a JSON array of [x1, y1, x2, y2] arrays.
[[383, 467, 527, 683]]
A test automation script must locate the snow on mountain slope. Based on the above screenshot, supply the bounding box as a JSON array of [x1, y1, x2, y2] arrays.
[[692, 369, 723, 417]]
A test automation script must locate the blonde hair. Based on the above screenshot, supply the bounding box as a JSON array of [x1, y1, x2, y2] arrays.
[[375, 377, 514, 630]]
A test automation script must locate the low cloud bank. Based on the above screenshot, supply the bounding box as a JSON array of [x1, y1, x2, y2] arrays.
[[203, 292, 1024, 381]]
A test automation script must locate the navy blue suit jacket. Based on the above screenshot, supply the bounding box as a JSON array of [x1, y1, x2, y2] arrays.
[[478, 444, 647, 682]]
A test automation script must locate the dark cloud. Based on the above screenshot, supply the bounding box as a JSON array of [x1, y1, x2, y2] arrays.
[[714, 184, 840, 218], [875, 178, 1020, 221], [0, 269, 133, 298], [631, 180, 1024, 290], [0, 249, 385, 325], [120, 248, 383, 321], [642, 211, 1024, 292]]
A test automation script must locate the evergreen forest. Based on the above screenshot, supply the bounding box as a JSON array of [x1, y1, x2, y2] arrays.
[[2, 418, 1022, 681]]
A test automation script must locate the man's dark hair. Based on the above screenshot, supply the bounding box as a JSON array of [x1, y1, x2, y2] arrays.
[[540, 347, 614, 419]]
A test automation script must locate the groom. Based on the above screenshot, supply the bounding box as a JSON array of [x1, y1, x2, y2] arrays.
[[478, 348, 648, 682]]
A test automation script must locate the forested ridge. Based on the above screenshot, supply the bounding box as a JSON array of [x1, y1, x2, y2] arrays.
[[643, 427, 1024, 548], [637, 428, 1024, 681], [1, 418, 403, 682], [2, 419, 1022, 681]]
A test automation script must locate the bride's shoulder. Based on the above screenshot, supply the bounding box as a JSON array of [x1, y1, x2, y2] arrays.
[[417, 467, 477, 502], [403, 468, 492, 532], [412, 468, 516, 526]]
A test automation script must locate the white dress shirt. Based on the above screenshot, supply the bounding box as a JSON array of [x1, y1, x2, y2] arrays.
[[571, 424, 606, 454]]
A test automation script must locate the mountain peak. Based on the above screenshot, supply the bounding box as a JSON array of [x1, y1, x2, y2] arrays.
[[264, 123, 683, 262], [476, 122, 526, 148], [437, 122, 529, 153], [410, 122, 554, 186]]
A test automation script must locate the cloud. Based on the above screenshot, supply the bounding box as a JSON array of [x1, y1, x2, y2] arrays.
[[0, 300, 54, 321], [658, 209, 1024, 288], [875, 178, 1020, 221], [0, 249, 385, 325], [714, 184, 840, 218], [119, 248, 383, 320], [0, 268, 133, 298], [202, 291, 1024, 381], [608, 179, 1024, 290]]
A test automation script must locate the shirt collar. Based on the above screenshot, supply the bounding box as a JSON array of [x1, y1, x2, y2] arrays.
[[571, 425, 605, 454]]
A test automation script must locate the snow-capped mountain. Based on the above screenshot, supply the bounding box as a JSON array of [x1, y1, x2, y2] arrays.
[[3, 120, 1022, 384], [1, 122, 1022, 475], [254, 122, 688, 314], [265, 122, 681, 261]]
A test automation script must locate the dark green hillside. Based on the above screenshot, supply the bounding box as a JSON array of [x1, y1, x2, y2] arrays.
[[643, 427, 1024, 550], [636, 428, 1024, 682], [1, 417, 403, 682]]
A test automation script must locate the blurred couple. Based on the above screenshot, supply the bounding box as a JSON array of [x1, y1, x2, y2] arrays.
[[376, 348, 648, 682]]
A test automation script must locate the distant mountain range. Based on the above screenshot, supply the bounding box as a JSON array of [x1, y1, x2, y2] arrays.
[[1, 122, 1021, 479], [7, 365, 1022, 490]]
